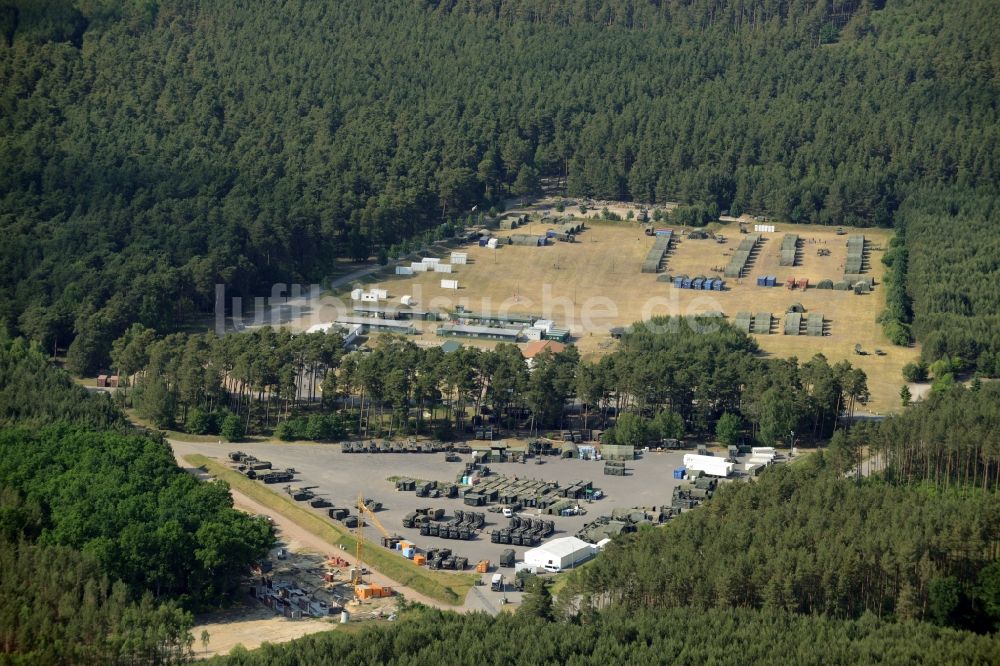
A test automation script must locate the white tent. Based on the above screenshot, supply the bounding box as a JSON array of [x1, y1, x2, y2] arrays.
[[524, 537, 595, 572]]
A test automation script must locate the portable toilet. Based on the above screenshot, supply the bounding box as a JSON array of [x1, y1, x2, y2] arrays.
[[478, 237, 488, 247], [681, 277, 692, 289], [702, 279, 715, 290], [756, 276, 766, 287], [713, 280, 724, 291], [673, 277, 684, 288], [673, 467, 686, 479], [765, 276, 777, 287], [692, 278, 703, 289]]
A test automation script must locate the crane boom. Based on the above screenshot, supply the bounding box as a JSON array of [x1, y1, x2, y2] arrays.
[[353, 492, 396, 587], [356, 494, 392, 539]]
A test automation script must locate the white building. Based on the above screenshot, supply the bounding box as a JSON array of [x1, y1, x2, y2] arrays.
[[304, 322, 362, 347], [523, 536, 596, 573]]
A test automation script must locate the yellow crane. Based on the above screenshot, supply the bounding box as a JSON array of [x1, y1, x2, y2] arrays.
[[352, 492, 396, 599]]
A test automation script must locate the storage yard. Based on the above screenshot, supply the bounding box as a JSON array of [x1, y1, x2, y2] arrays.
[[173, 439, 773, 581]]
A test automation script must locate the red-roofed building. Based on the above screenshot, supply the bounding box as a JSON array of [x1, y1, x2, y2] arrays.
[[521, 340, 567, 368]]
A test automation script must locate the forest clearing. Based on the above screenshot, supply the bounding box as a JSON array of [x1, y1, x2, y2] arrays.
[[279, 215, 911, 413]]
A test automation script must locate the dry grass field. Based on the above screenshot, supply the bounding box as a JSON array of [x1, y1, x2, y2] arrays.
[[289, 213, 915, 414]]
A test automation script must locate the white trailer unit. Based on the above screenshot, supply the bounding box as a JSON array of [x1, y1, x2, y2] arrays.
[[441, 279, 459, 290], [751, 447, 776, 456], [421, 257, 440, 265], [411, 262, 428, 272], [372, 288, 388, 299], [395, 266, 413, 276], [433, 263, 453, 273], [360, 292, 380, 303], [451, 252, 468, 265], [523, 537, 596, 573], [682, 454, 734, 477]]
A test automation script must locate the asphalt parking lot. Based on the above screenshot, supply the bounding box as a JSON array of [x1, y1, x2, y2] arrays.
[[174, 440, 693, 572]]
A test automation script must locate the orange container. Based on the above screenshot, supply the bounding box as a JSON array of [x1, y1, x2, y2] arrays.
[[475, 560, 490, 573], [414, 554, 427, 566]]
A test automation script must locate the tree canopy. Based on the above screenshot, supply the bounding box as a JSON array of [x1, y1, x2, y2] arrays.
[[1, 0, 998, 370]]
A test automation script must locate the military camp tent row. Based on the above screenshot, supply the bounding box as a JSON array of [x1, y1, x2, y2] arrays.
[[779, 233, 799, 266], [641, 229, 673, 273], [844, 234, 866, 280], [736, 311, 826, 336], [724, 233, 761, 278]]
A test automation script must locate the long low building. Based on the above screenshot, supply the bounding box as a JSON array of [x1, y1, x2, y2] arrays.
[[352, 305, 439, 321], [334, 316, 416, 335], [436, 324, 520, 341], [451, 310, 539, 327], [305, 322, 363, 346]]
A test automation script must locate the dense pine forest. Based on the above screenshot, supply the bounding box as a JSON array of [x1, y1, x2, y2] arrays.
[[1, 0, 998, 373], [2, 0, 999, 662], [103, 317, 872, 451], [0, 337, 274, 663], [209, 607, 1000, 665]]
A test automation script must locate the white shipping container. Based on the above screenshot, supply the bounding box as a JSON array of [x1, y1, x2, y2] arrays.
[[751, 447, 776, 456], [360, 292, 379, 303], [683, 454, 734, 478], [487, 238, 498, 249], [450, 252, 468, 264], [400, 295, 414, 306], [433, 263, 453, 273], [421, 257, 440, 265], [411, 263, 428, 272], [440, 279, 458, 290], [373, 289, 388, 299], [395, 266, 413, 275]]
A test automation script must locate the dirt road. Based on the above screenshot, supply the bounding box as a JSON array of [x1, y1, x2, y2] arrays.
[[175, 449, 451, 610]]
